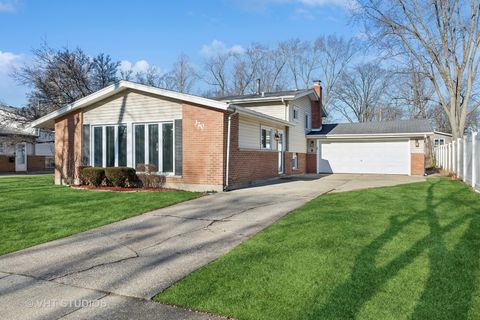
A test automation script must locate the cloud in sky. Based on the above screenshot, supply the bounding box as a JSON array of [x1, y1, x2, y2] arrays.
[[0, 51, 28, 106], [236, 0, 358, 12], [0, 0, 19, 13], [119, 59, 152, 73], [298, 0, 358, 10], [200, 39, 245, 57], [0, 51, 22, 70]]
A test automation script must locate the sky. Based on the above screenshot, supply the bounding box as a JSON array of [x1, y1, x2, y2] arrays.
[[0, 0, 359, 107]]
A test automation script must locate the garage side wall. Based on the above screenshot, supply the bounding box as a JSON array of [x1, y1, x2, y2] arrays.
[[410, 138, 426, 176]]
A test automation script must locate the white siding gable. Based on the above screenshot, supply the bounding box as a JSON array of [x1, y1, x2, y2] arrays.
[[83, 90, 182, 125]]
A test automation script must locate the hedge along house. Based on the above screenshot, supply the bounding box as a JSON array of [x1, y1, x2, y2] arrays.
[[31, 80, 309, 191]]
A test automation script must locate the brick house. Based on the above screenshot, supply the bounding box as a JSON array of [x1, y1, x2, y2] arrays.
[[31, 80, 431, 191], [0, 105, 54, 173]]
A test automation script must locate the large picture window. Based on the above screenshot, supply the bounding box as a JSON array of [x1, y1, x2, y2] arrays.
[[92, 124, 127, 168], [134, 122, 174, 173]]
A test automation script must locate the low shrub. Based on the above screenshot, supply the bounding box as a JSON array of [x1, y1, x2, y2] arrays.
[[137, 173, 166, 188], [136, 163, 165, 188], [77, 166, 91, 185], [104, 167, 137, 187], [82, 167, 105, 187]]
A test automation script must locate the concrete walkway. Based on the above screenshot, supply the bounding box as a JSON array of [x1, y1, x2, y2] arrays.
[[0, 174, 424, 320]]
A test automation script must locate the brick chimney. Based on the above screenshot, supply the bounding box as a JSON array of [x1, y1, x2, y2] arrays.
[[311, 80, 323, 129]]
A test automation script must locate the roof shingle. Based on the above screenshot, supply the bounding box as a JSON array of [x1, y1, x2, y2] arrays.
[[307, 120, 433, 136]]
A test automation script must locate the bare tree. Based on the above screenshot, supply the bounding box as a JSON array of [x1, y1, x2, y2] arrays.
[[161, 54, 197, 93], [231, 44, 266, 95], [358, 0, 480, 138], [333, 62, 392, 122], [13, 43, 120, 119], [135, 65, 162, 87], [91, 53, 119, 90], [204, 53, 232, 97], [317, 35, 360, 111], [254, 47, 288, 92], [279, 38, 322, 89]]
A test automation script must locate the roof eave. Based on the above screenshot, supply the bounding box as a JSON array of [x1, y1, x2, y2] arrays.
[[30, 81, 230, 129], [308, 132, 434, 139], [230, 105, 295, 127]]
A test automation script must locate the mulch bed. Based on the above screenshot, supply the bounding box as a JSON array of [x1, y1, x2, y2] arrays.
[[71, 185, 179, 192]]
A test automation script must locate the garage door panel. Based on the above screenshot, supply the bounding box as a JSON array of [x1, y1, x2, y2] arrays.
[[318, 140, 410, 175]]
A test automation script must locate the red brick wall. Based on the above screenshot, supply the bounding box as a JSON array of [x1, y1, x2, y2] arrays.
[[306, 153, 317, 173], [311, 101, 322, 129], [172, 103, 226, 186], [411, 153, 425, 176], [228, 114, 279, 187], [54, 110, 83, 184], [311, 83, 323, 129], [285, 152, 307, 175], [0, 155, 15, 172], [27, 155, 53, 172]]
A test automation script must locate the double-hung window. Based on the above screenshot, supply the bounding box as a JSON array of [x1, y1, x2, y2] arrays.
[[134, 122, 174, 173], [0, 142, 5, 155], [434, 138, 445, 146], [293, 107, 299, 121], [91, 124, 127, 167], [261, 127, 273, 150], [305, 113, 311, 130]]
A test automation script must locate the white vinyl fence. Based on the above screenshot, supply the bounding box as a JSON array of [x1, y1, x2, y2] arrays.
[[435, 132, 479, 192]]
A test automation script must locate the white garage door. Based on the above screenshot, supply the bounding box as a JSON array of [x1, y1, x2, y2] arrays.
[[318, 140, 410, 175]]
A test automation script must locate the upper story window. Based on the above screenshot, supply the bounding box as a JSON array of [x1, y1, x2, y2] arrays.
[[261, 127, 273, 150], [305, 113, 311, 130], [293, 107, 299, 121], [434, 138, 445, 146]]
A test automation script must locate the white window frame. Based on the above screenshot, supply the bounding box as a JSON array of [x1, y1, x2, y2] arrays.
[[260, 126, 273, 150], [133, 122, 175, 175], [292, 107, 299, 121], [305, 113, 311, 130], [292, 152, 298, 169], [90, 124, 127, 168], [434, 138, 445, 146]]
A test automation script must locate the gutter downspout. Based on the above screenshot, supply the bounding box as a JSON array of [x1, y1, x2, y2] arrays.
[[225, 106, 237, 191]]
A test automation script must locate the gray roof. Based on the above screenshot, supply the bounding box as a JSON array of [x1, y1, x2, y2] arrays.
[[307, 119, 433, 136], [216, 89, 311, 101]]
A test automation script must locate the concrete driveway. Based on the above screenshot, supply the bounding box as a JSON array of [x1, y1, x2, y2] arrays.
[[0, 174, 424, 320]]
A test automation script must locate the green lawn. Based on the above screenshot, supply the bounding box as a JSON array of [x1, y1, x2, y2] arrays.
[[155, 178, 480, 320], [0, 175, 199, 256]]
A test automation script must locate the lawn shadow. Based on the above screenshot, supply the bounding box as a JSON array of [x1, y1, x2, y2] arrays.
[[302, 180, 479, 320]]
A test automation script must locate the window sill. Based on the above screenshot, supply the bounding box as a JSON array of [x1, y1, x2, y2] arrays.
[[239, 148, 279, 153]]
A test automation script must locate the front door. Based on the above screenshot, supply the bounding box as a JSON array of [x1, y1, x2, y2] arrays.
[[278, 130, 284, 174], [15, 143, 27, 172]]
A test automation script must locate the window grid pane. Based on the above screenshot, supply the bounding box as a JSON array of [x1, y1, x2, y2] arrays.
[[148, 124, 159, 171], [93, 127, 103, 167], [163, 123, 173, 172], [118, 125, 127, 166], [135, 125, 145, 169], [106, 126, 115, 167]]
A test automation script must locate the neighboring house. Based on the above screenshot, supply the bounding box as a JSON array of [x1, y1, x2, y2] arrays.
[[31, 80, 432, 191], [0, 105, 54, 173]]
